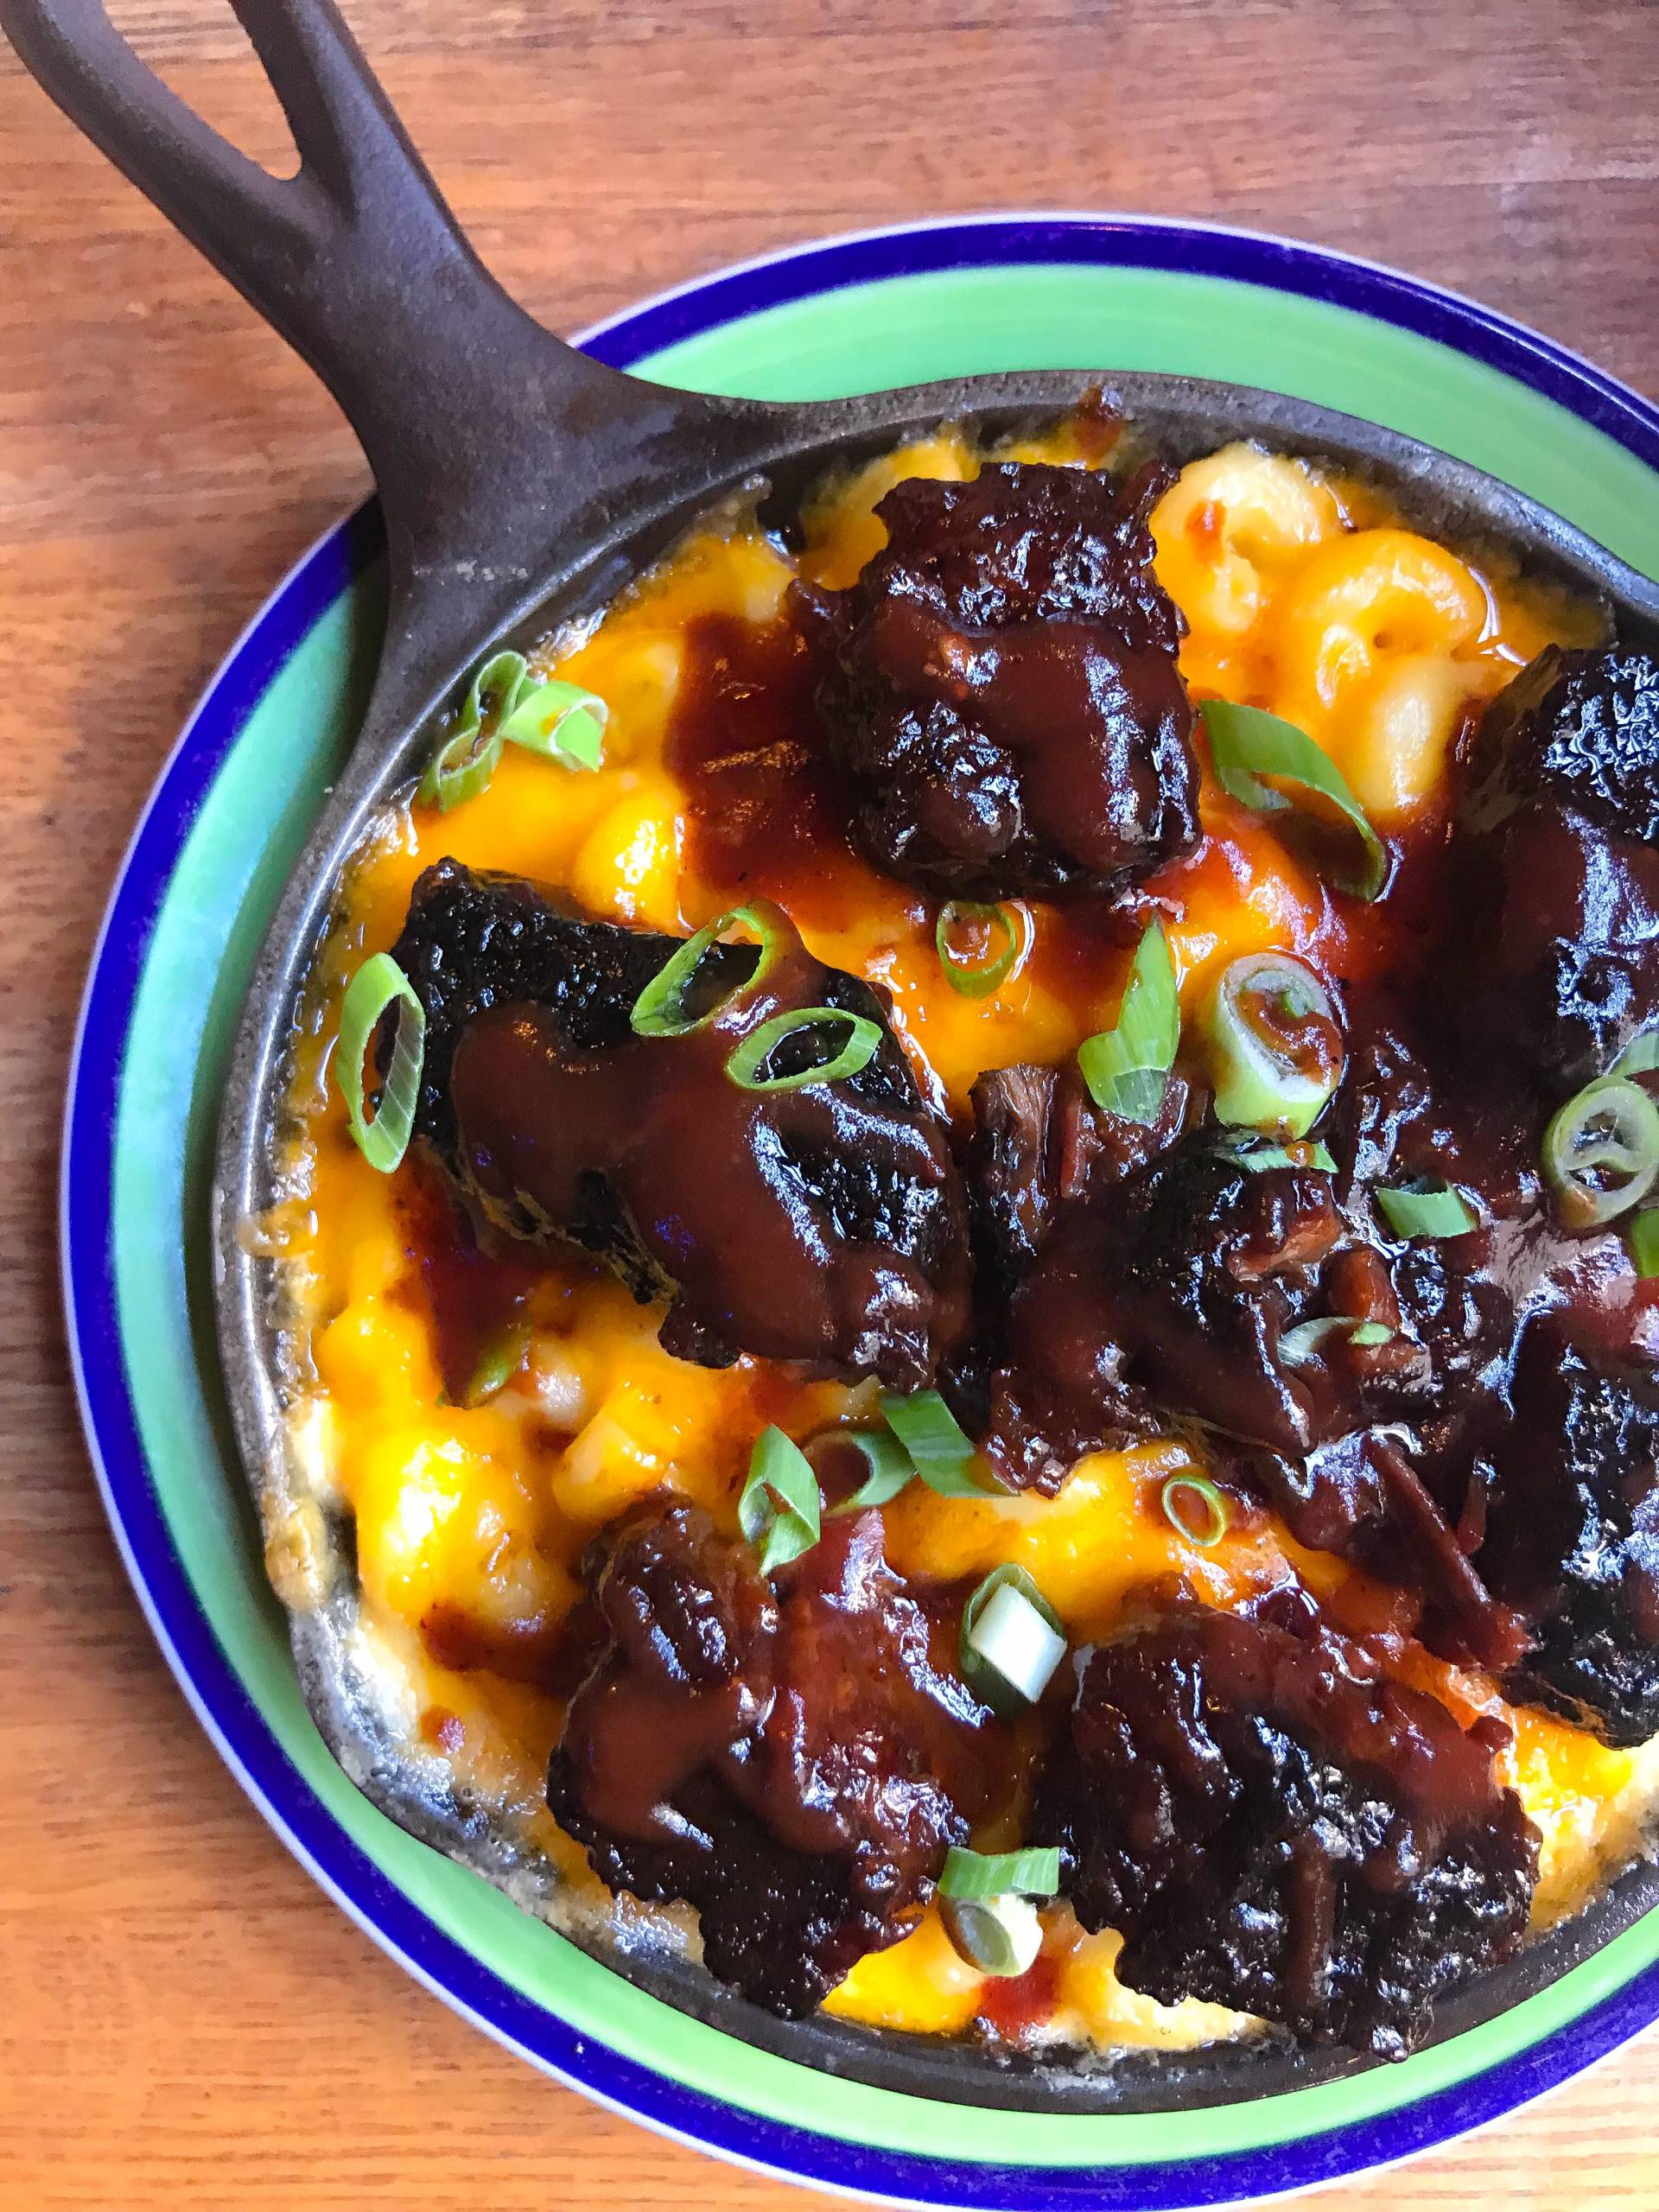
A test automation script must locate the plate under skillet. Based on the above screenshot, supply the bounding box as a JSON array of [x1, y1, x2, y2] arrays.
[[63, 219, 1659, 2212]]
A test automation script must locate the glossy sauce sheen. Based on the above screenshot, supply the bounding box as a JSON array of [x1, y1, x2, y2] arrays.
[[271, 419, 1652, 2055], [448, 917, 969, 1383]]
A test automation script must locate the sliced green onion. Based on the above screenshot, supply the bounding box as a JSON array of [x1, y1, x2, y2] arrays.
[[496, 677, 608, 771], [1542, 1077, 1659, 1230], [1212, 1135, 1338, 1175], [1376, 1180, 1478, 1240], [938, 1845, 1061, 1902], [632, 906, 783, 1039], [461, 1312, 532, 1407], [738, 1425, 822, 1577], [1630, 1210, 1659, 1279], [880, 1390, 1006, 1497], [940, 1894, 1044, 1978], [1202, 951, 1344, 1138], [1613, 1030, 1659, 1077], [417, 650, 527, 813], [830, 1429, 916, 1513], [1077, 918, 1179, 1124], [727, 1006, 884, 1093], [419, 649, 608, 810], [336, 953, 426, 1173], [936, 900, 1021, 999], [961, 1566, 1067, 1712], [421, 723, 505, 813], [1159, 1471, 1230, 1548], [461, 649, 531, 728], [1279, 1316, 1396, 1368], [1201, 700, 1389, 900]]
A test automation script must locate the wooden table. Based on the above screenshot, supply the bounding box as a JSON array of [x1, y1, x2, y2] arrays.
[[2, 3, 1655, 2205]]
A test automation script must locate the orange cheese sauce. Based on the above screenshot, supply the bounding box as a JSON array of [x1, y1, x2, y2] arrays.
[[265, 416, 1636, 2053]]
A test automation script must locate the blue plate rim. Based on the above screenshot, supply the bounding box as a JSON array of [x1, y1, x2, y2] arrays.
[[58, 213, 1659, 2211]]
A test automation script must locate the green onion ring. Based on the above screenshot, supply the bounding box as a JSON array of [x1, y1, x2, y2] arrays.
[[419, 649, 608, 811], [1279, 1316, 1397, 1368], [631, 906, 783, 1039], [937, 1844, 1061, 1902], [940, 1895, 1044, 1978], [1613, 1030, 1659, 1077], [1542, 1076, 1659, 1229], [1630, 1209, 1659, 1279], [936, 899, 1022, 999], [828, 1429, 916, 1514], [726, 1006, 883, 1093], [496, 677, 608, 771], [737, 1425, 822, 1576], [960, 1565, 1067, 1713], [1201, 699, 1390, 900], [1376, 1180, 1478, 1240], [461, 1312, 533, 1408], [1159, 1471, 1230, 1548], [1212, 1135, 1338, 1175], [1202, 950, 1344, 1138], [1077, 917, 1180, 1125], [420, 725, 505, 813], [879, 1389, 1007, 1497], [335, 952, 427, 1173]]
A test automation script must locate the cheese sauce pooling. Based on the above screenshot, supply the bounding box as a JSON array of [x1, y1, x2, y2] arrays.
[[267, 418, 1652, 2053]]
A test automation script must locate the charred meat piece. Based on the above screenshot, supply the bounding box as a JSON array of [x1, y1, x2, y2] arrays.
[[797, 461, 1200, 899], [1471, 1322, 1659, 1745], [965, 1058, 1192, 1286], [546, 1500, 997, 2017], [1454, 646, 1659, 1087], [1033, 1604, 1539, 2057], [387, 860, 971, 1388], [978, 1141, 1389, 1489]]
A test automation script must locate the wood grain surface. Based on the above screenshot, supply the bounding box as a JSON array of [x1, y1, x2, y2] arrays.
[[2, 3, 1656, 2206]]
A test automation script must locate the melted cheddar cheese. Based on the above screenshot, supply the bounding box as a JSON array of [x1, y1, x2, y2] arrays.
[[265, 419, 1637, 2055]]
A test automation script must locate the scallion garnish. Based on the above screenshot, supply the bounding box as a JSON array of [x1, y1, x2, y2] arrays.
[[418, 648, 607, 812], [1201, 950, 1344, 1138], [497, 676, 607, 770], [937, 1845, 1062, 1902], [1613, 1029, 1659, 1077], [1630, 1209, 1659, 1279], [830, 1428, 916, 1513], [1159, 1471, 1230, 1548], [1542, 1076, 1659, 1230], [737, 1425, 822, 1576], [461, 1312, 533, 1407], [631, 905, 782, 1038], [1077, 918, 1179, 1125], [960, 1566, 1067, 1713], [940, 1894, 1044, 1978], [880, 1389, 1006, 1497], [1279, 1316, 1397, 1368], [936, 899, 1022, 999], [1376, 1180, 1478, 1240], [335, 952, 427, 1173], [1212, 1135, 1338, 1175], [1201, 700, 1389, 901], [726, 1006, 884, 1093]]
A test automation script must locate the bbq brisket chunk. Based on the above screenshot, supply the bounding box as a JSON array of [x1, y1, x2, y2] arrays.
[[976, 1140, 1398, 1489], [797, 461, 1200, 899], [546, 1500, 997, 2017], [1453, 646, 1659, 1088], [1033, 1602, 1539, 2057], [1471, 1321, 1659, 1745], [386, 859, 970, 1388]]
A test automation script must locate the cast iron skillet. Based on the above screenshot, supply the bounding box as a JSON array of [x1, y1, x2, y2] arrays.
[[11, 0, 1659, 2113]]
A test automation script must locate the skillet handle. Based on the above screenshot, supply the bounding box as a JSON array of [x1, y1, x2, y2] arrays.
[[0, 0, 741, 643]]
